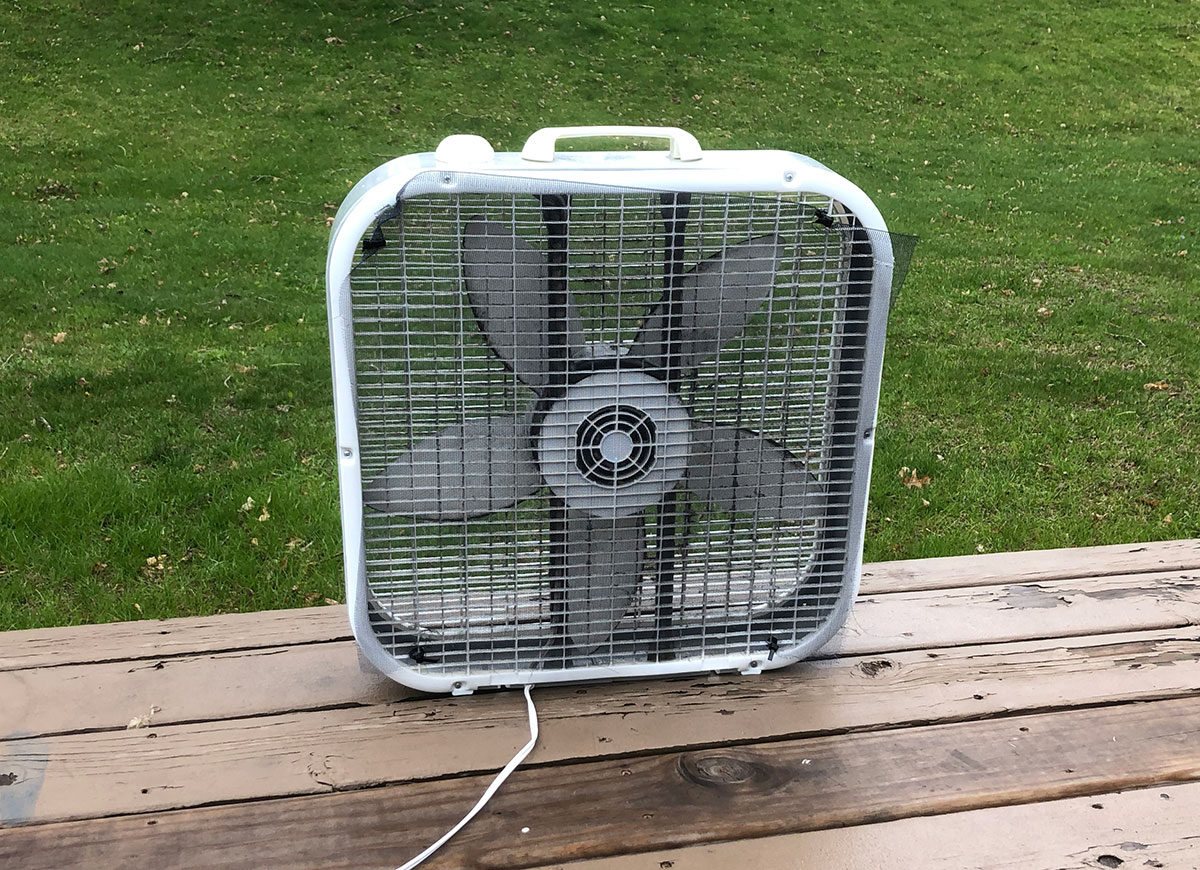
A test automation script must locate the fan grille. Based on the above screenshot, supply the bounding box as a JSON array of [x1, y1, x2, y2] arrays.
[[347, 182, 874, 676]]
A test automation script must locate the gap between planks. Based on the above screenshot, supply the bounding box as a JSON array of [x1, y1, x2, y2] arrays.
[[2, 623, 1197, 826], [2, 694, 1199, 869], [3, 567, 1198, 739], [2, 538, 1196, 673]]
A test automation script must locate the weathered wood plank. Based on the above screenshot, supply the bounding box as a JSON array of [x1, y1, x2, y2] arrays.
[[542, 782, 1200, 870], [0, 642, 404, 738], [3, 695, 1199, 869], [2, 539, 1193, 672], [828, 568, 1200, 656], [3, 569, 1197, 738], [0, 605, 349, 673], [3, 627, 1198, 825], [862, 537, 1200, 593]]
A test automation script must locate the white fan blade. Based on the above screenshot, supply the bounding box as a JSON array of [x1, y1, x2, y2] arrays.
[[362, 417, 541, 519], [564, 512, 645, 653], [463, 220, 584, 389], [688, 425, 823, 521], [631, 235, 783, 371]]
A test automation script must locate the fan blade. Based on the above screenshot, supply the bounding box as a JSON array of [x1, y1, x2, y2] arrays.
[[362, 417, 541, 519], [688, 425, 823, 521], [564, 512, 645, 654], [631, 235, 783, 371], [463, 220, 584, 389]]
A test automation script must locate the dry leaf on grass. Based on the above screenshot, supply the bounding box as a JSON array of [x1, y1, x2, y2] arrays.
[[898, 466, 932, 489], [142, 554, 171, 579], [1144, 381, 1170, 391]]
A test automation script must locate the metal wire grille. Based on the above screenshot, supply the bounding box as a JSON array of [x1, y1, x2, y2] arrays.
[[348, 183, 874, 676]]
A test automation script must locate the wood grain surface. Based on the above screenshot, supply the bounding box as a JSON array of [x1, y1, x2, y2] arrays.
[[547, 781, 1200, 870], [4, 567, 1196, 737], [2, 539, 1197, 870], [3, 695, 1198, 869], [3, 625, 1198, 824], [3, 538, 1194, 671]]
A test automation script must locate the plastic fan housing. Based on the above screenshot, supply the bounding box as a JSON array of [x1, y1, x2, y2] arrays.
[[326, 126, 898, 694]]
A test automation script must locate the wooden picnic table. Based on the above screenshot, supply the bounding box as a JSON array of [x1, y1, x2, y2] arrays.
[[2, 539, 1199, 869]]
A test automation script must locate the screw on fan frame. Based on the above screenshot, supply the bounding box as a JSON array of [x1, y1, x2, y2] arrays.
[[327, 127, 898, 693]]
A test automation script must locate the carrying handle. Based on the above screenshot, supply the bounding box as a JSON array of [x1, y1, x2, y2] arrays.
[[520, 126, 703, 163]]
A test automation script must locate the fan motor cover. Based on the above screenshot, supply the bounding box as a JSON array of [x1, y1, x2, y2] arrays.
[[326, 127, 898, 694]]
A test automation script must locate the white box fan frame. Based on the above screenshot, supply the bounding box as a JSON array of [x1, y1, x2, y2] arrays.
[[327, 126, 899, 694]]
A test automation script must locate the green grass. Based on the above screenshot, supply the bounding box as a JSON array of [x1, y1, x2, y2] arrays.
[[0, 0, 1196, 629]]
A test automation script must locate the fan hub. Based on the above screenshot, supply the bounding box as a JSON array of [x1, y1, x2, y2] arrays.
[[537, 371, 692, 518], [599, 430, 635, 464]]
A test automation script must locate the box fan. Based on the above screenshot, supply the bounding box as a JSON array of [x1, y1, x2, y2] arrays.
[[326, 126, 909, 694]]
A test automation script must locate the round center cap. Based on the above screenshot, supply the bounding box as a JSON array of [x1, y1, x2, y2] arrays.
[[599, 430, 635, 463], [537, 370, 693, 518]]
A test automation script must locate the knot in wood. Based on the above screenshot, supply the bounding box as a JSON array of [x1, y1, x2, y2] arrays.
[[677, 751, 785, 793], [693, 755, 755, 784], [859, 658, 894, 677]]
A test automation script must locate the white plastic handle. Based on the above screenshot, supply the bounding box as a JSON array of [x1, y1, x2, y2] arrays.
[[520, 126, 703, 163]]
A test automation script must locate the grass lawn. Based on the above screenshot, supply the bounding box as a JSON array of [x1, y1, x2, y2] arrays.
[[0, 0, 1196, 630]]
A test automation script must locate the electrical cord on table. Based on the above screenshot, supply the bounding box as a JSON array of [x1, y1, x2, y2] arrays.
[[396, 685, 539, 870]]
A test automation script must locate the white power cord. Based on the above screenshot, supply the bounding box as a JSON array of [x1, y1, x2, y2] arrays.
[[396, 685, 539, 870]]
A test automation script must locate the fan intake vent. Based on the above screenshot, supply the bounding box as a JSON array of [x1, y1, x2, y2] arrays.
[[575, 404, 659, 487]]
